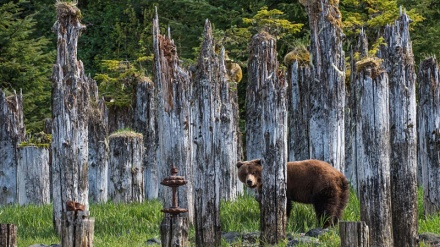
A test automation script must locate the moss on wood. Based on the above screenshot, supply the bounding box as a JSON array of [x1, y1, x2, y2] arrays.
[[19, 132, 52, 148], [109, 129, 143, 139], [355, 56, 383, 78], [284, 45, 310, 66]]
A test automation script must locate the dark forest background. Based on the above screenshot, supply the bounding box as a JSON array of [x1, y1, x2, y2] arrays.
[[1, 0, 438, 133]]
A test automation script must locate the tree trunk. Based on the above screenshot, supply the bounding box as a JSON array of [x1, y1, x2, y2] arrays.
[[51, 2, 90, 234], [248, 31, 288, 245], [191, 20, 222, 247], [381, 12, 418, 247], [418, 57, 440, 215], [354, 64, 393, 247], [152, 10, 193, 221], [0, 89, 24, 205], [17, 146, 50, 205], [340, 221, 370, 247], [88, 80, 109, 203], [287, 61, 311, 161], [133, 78, 159, 200], [108, 132, 144, 203], [301, 0, 346, 172]]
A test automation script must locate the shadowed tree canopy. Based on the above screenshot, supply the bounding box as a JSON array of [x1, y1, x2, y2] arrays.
[[0, 0, 438, 132], [0, 1, 54, 132]]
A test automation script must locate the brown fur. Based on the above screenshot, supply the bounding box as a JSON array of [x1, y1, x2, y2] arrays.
[[236, 159, 349, 228]]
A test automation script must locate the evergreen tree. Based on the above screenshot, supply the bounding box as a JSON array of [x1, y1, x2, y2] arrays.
[[398, 0, 440, 61], [0, 1, 54, 132], [340, 0, 422, 52]]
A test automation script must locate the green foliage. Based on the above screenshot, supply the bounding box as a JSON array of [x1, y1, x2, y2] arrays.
[[216, 5, 305, 69], [1, 189, 439, 246], [109, 128, 143, 139], [284, 42, 310, 66], [0, 1, 54, 132], [243, 6, 303, 39], [94, 60, 145, 107], [221, 193, 260, 232], [19, 132, 52, 148], [398, 0, 440, 61], [91, 201, 163, 246], [3, 0, 440, 133], [340, 0, 423, 50]]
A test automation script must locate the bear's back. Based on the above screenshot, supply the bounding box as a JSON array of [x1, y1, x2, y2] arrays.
[[286, 159, 345, 203]]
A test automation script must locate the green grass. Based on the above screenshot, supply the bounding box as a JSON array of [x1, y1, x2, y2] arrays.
[[1, 188, 439, 247]]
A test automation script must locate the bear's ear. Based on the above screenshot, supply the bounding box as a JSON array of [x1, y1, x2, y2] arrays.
[[253, 159, 262, 166], [236, 161, 244, 168]]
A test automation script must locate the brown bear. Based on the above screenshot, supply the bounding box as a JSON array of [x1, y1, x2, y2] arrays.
[[236, 159, 349, 228]]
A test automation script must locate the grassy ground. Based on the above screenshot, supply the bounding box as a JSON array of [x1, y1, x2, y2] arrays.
[[0, 188, 439, 247]]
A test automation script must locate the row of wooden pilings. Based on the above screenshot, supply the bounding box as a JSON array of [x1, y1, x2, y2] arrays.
[[2, 132, 145, 207], [0, 165, 369, 247]]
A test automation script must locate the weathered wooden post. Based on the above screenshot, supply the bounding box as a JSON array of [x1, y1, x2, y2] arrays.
[[133, 78, 159, 200], [191, 20, 222, 246], [354, 54, 393, 246], [108, 131, 144, 203], [345, 29, 369, 193], [152, 9, 193, 219], [61, 201, 94, 247], [51, 2, 91, 235], [286, 59, 311, 162], [418, 57, 440, 215], [217, 47, 242, 200], [340, 221, 370, 247], [380, 11, 418, 247], [0, 224, 17, 247], [0, 89, 24, 205], [43, 118, 53, 201], [245, 38, 265, 161], [248, 31, 288, 245], [107, 105, 133, 134], [17, 146, 50, 205], [160, 167, 189, 247], [300, 0, 346, 172], [88, 80, 109, 203]]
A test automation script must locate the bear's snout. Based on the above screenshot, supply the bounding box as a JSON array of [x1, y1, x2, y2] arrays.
[[245, 175, 258, 188]]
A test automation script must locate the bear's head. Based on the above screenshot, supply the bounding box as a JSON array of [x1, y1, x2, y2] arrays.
[[236, 159, 262, 191]]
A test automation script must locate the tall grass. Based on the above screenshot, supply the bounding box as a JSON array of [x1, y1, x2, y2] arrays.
[[0, 188, 439, 246]]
